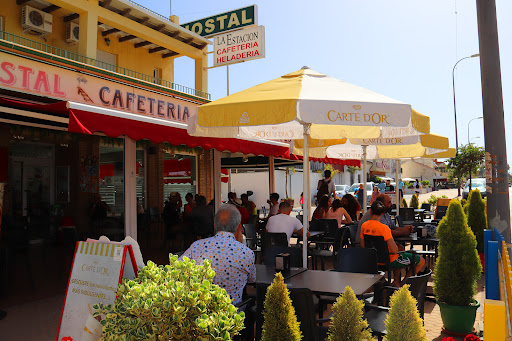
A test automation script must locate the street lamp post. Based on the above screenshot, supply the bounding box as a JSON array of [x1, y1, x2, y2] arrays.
[[452, 53, 480, 197], [469, 136, 480, 144], [468, 116, 483, 144]]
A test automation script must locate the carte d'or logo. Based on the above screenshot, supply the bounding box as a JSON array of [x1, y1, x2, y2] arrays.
[[317, 140, 325, 146], [353, 105, 362, 110], [240, 112, 250, 123]]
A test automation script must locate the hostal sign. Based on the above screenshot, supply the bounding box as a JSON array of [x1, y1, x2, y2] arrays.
[[181, 5, 257, 38], [214, 25, 265, 67]]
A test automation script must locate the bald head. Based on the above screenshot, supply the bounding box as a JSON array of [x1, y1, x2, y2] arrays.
[[376, 194, 392, 209]]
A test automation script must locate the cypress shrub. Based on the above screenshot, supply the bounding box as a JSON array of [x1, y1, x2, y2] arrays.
[[384, 285, 427, 341], [327, 286, 372, 341], [401, 198, 408, 208], [261, 272, 302, 341], [433, 201, 482, 306], [466, 190, 487, 253], [410, 194, 420, 209]]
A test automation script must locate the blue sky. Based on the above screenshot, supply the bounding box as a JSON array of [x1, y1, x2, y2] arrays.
[[139, 0, 511, 163]]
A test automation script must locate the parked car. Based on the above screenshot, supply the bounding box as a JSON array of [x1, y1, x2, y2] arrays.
[[335, 184, 349, 197], [347, 182, 375, 205], [462, 178, 486, 200]]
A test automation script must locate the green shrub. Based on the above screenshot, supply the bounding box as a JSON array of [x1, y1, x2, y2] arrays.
[[384, 285, 427, 341], [261, 272, 302, 341], [410, 194, 420, 209], [433, 201, 482, 306], [401, 198, 408, 208], [461, 198, 467, 207], [327, 286, 372, 341], [93, 255, 245, 341], [371, 175, 382, 183], [441, 195, 448, 198], [421, 180, 430, 187], [466, 190, 487, 253], [427, 194, 438, 209]]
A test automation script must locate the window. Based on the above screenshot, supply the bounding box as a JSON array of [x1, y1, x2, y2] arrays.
[[99, 144, 124, 213], [162, 153, 197, 203], [96, 50, 118, 72]]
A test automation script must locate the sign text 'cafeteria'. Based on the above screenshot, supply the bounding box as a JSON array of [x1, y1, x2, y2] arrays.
[[181, 5, 257, 37], [214, 26, 265, 67]]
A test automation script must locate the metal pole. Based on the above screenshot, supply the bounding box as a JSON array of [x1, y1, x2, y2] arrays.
[[302, 124, 311, 268], [396, 159, 400, 217], [452, 53, 479, 197], [476, 0, 511, 242], [226, 65, 229, 96], [362, 146, 368, 214], [468, 117, 483, 144]]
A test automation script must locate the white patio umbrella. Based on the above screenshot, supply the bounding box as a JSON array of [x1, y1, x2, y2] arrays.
[[292, 133, 450, 216], [188, 67, 430, 267]]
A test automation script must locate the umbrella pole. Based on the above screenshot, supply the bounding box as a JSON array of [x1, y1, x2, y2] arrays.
[[395, 159, 400, 217], [362, 145, 368, 215], [302, 124, 311, 269]]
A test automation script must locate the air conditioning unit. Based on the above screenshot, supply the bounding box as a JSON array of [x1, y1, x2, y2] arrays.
[[66, 22, 79, 43], [21, 5, 53, 35]]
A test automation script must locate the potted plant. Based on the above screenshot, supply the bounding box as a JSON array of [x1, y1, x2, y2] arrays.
[[401, 198, 408, 208], [433, 200, 482, 334], [327, 286, 372, 341], [466, 189, 487, 270], [410, 194, 420, 209], [93, 255, 245, 340], [261, 272, 302, 341], [385, 285, 427, 341]]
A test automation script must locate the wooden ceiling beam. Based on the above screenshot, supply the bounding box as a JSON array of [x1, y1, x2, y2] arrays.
[[139, 17, 150, 25], [162, 51, 179, 58], [102, 28, 120, 36], [120, 8, 131, 17], [43, 5, 60, 13], [16, 0, 30, 5], [64, 13, 80, 22], [149, 46, 166, 54], [101, 0, 113, 7], [134, 41, 151, 48], [171, 31, 180, 38], [154, 24, 166, 32], [118, 34, 136, 42]]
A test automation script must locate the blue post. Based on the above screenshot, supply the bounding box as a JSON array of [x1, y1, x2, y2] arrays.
[[484, 229, 493, 286], [487, 240, 500, 300]]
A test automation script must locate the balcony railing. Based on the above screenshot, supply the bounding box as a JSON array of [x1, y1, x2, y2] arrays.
[[0, 31, 211, 100]]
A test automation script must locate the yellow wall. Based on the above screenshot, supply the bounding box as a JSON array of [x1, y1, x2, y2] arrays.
[[1, 2, 175, 83]]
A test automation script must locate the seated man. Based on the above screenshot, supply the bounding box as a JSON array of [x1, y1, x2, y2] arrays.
[[180, 204, 256, 305], [360, 201, 425, 285], [356, 194, 412, 244], [267, 192, 280, 217], [266, 201, 309, 245]]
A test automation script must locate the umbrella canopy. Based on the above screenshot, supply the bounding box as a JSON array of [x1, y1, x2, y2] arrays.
[[189, 67, 430, 139], [188, 67, 431, 268], [401, 177, 417, 182], [292, 134, 450, 159]]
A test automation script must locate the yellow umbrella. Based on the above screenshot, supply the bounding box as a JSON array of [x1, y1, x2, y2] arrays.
[[188, 67, 431, 267]]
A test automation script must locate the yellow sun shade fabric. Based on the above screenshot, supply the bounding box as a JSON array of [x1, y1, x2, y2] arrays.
[[421, 148, 456, 158], [412, 109, 430, 134], [197, 71, 304, 127]]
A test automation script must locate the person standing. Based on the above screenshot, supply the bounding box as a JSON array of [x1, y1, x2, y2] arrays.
[[356, 183, 365, 208], [370, 186, 380, 204], [398, 179, 404, 199], [317, 170, 336, 200]]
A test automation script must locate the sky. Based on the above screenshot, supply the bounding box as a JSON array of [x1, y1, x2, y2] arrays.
[[137, 0, 511, 163]]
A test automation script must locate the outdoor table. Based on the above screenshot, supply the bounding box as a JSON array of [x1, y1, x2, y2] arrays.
[[252, 264, 308, 284], [285, 270, 384, 296]]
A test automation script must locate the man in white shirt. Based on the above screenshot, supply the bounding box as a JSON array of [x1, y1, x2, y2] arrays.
[[266, 201, 309, 244]]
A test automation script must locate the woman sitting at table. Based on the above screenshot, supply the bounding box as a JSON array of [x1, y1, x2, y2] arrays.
[[312, 195, 331, 219], [325, 198, 352, 227], [342, 194, 361, 221], [360, 201, 425, 286]]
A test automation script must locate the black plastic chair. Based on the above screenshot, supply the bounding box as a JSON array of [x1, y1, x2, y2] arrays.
[[421, 203, 434, 220], [243, 223, 260, 250], [263, 246, 302, 268], [318, 248, 382, 319], [309, 223, 348, 270], [260, 232, 288, 262], [364, 269, 432, 341], [399, 207, 415, 224], [345, 223, 359, 246], [363, 234, 415, 283]]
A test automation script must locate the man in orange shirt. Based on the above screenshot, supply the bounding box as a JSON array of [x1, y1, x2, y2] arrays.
[[361, 201, 425, 285]]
